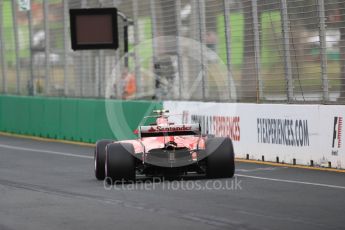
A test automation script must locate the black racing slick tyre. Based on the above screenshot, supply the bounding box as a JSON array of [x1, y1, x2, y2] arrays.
[[206, 137, 235, 178], [94, 140, 113, 180], [105, 143, 136, 183]]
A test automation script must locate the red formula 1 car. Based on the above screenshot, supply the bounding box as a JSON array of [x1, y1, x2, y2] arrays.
[[94, 110, 235, 182]]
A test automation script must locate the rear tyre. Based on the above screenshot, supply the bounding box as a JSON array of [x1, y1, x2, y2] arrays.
[[105, 143, 136, 184], [206, 137, 235, 178], [94, 140, 112, 180]]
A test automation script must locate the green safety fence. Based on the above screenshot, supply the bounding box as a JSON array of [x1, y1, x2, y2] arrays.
[[0, 95, 162, 143]]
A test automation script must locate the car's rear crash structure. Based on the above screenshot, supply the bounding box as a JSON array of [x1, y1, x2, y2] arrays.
[[94, 110, 235, 183]]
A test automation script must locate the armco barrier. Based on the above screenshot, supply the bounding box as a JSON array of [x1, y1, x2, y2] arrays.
[[0, 95, 162, 143]]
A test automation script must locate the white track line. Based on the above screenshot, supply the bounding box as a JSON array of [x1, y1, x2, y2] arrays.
[[236, 174, 345, 190], [0, 143, 93, 159], [1, 143, 344, 190]]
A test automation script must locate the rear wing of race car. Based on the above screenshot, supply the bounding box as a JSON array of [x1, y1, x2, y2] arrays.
[[139, 124, 201, 137]]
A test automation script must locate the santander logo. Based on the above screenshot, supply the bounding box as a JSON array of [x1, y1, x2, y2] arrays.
[[148, 125, 192, 132], [148, 127, 157, 132]]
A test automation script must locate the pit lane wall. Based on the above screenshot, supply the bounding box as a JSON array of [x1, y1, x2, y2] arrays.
[[164, 101, 345, 169], [0, 95, 162, 143]]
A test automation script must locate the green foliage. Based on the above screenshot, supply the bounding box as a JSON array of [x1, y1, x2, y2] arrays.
[[217, 11, 282, 68]]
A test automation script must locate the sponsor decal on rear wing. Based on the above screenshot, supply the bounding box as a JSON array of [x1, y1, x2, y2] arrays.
[[140, 124, 201, 137]]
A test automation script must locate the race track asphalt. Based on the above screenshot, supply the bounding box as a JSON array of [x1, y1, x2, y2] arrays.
[[0, 135, 344, 230]]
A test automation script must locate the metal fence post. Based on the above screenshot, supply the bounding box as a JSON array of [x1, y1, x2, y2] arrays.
[[97, 0, 104, 98], [79, 58, 85, 98], [98, 51, 104, 97], [133, 0, 142, 98], [150, 0, 158, 57], [95, 53, 100, 97], [281, 0, 294, 101], [114, 50, 122, 99], [43, 0, 51, 95], [11, 1, 21, 94], [112, 0, 122, 99], [252, 0, 263, 102], [80, 0, 88, 97], [197, 0, 206, 101], [318, 0, 329, 102], [63, 0, 69, 96], [27, 4, 34, 96], [175, 0, 183, 100], [223, 0, 233, 101], [150, 0, 159, 99], [0, 0, 7, 94]]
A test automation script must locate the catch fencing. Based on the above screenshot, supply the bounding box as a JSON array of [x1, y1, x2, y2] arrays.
[[0, 0, 345, 103]]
